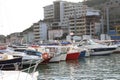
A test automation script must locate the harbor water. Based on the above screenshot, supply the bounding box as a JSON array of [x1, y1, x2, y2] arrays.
[[37, 54, 120, 80]]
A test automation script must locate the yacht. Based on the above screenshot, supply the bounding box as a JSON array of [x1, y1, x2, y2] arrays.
[[77, 39, 117, 56]]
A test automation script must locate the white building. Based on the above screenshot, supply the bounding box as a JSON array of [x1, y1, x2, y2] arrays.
[[33, 20, 48, 42], [33, 23, 40, 42], [44, 0, 100, 39], [39, 21, 48, 41], [23, 32, 34, 44], [44, 0, 86, 29]]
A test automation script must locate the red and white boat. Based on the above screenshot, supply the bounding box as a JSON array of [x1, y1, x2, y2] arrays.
[[40, 45, 67, 62], [24, 45, 52, 64], [65, 46, 80, 60], [42, 46, 62, 63]]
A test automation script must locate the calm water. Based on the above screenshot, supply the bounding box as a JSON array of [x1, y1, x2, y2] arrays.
[[37, 54, 120, 80]]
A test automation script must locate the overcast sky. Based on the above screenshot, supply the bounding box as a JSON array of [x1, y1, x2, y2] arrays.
[[0, 0, 83, 36]]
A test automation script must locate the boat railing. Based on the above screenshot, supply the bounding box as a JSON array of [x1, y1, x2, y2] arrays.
[[21, 60, 40, 73], [0, 59, 41, 80]]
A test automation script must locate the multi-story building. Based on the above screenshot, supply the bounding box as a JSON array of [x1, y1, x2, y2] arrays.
[[39, 20, 48, 41], [33, 20, 48, 42], [6, 32, 23, 44], [44, 0, 100, 39], [22, 26, 34, 44], [69, 8, 100, 37], [44, 4, 54, 22], [33, 22, 40, 42], [44, 1, 86, 26]]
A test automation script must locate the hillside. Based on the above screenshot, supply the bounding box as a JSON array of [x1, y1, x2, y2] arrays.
[[86, 0, 110, 9], [86, 0, 120, 23], [0, 35, 6, 43]]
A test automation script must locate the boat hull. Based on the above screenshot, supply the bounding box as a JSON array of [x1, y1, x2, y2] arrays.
[[0, 71, 38, 80], [66, 52, 80, 60], [60, 52, 67, 61], [79, 50, 86, 57], [41, 57, 52, 64], [49, 54, 61, 63], [113, 47, 120, 53], [90, 48, 116, 56], [0, 57, 22, 70]]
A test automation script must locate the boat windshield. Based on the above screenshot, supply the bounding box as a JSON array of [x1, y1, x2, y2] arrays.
[[79, 39, 98, 46], [88, 39, 98, 45]]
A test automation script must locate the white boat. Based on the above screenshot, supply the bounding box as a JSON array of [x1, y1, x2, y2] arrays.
[[100, 40, 120, 53], [0, 48, 48, 65], [0, 50, 22, 70], [39, 45, 68, 62], [0, 59, 40, 80], [0, 70, 38, 80], [42, 46, 62, 62], [77, 39, 117, 56]]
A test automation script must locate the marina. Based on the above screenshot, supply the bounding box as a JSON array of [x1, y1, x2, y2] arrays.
[[0, 39, 120, 80], [0, 0, 120, 80]]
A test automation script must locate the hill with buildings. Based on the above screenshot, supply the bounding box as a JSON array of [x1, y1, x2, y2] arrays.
[[0, 35, 6, 43], [86, 0, 120, 19]]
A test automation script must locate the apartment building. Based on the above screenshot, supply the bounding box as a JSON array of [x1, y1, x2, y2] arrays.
[[69, 8, 100, 37], [33, 22, 40, 42], [39, 20, 48, 41], [22, 26, 34, 44], [44, 0, 100, 38], [44, 0, 87, 38], [6, 32, 23, 44], [33, 20, 48, 42], [44, 4, 54, 22]]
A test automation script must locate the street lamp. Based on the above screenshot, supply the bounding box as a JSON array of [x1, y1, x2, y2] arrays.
[[106, 7, 110, 34]]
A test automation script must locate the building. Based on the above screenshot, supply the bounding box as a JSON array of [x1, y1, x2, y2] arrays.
[[6, 32, 23, 44], [103, 0, 120, 33], [33, 20, 48, 42], [22, 26, 34, 44], [48, 29, 63, 40], [69, 8, 100, 37], [39, 20, 48, 41], [33, 23, 40, 42], [44, 0, 87, 34], [43, 0, 100, 39]]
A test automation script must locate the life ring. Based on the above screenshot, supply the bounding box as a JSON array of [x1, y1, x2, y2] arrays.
[[42, 53, 49, 60]]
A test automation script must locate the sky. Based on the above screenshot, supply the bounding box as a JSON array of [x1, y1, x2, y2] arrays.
[[0, 0, 83, 36]]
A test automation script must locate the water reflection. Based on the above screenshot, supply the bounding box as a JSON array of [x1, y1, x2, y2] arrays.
[[37, 54, 120, 80]]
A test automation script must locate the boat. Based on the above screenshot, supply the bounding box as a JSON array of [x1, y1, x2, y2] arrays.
[[0, 70, 38, 80], [65, 45, 80, 60], [12, 49, 50, 65], [99, 40, 120, 53], [27, 46, 52, 64], [77, 39, 117, 56], [0, 59, 40, 80], [0, 50, 22, 70], [0, 47, 50, 65], [41, 46, 62, 63], [39, 45, 68, 62]]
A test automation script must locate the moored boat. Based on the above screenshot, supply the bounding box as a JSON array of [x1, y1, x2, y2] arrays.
[[64, 46, 80, 60], [77, 39, 117, 56], [0, 51, 22, 70], [0, 59, 40, 80]]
